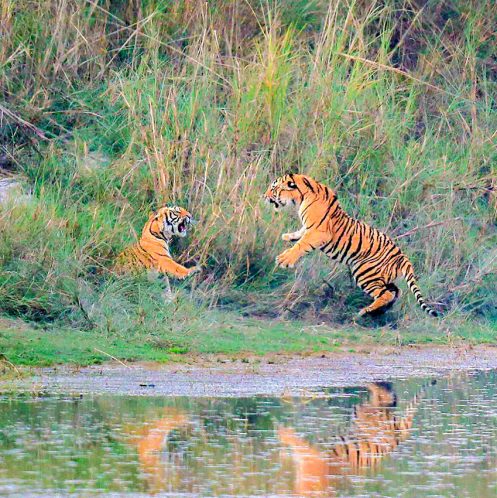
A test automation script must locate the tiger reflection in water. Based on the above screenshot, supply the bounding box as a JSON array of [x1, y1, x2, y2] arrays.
[[125, 409, 189, 494], [279, 381, 433, 496], [125, 382, 432, 495]]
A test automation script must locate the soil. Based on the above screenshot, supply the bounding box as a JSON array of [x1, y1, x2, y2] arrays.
[[4, 345, 497, 397]]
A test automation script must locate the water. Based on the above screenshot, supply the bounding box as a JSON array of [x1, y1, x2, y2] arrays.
[[1, 371, 496, 497]]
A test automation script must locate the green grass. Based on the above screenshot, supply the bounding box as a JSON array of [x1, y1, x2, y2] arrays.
[[0, 315, 336, 367], [0, 0, 496, 358], [1, 309, 496, 367], [1, 324, 169, 367]]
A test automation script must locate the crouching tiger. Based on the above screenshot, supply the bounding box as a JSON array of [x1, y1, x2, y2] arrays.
[[114, 206, 200, 283], [264, 174, 438, 317]]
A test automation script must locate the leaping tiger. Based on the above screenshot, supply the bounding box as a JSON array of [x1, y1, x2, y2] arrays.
[[114, 206, 200, 283], [278, 381, 435, 495], [264, 174, 438, 317]]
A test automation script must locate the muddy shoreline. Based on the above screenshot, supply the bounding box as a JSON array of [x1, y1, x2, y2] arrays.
[[2, 345, 497, 397]]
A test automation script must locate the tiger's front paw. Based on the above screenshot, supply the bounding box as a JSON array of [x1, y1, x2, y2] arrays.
[[282, 232, 302, 242], [276, 249, 299, 268], [176, 267, 196, 280], [188, 265, 202, 277]]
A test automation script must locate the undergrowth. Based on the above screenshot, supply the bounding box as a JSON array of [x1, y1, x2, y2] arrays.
[[0, 0, 495, 343]]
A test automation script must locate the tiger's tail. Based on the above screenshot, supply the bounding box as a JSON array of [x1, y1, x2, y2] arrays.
[[403, 263, 439, 317], [405, 379, 437, 413], [397, 378, 437, 433]]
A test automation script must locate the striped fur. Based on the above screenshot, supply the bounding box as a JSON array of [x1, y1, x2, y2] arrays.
[[114, 206, 199, 279], [331, 380, 434, 470], [264, 174, 438, 317], [278, 380, 435, 494]]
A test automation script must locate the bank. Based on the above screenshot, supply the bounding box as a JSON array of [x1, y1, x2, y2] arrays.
[[1, 309, 496, 369]]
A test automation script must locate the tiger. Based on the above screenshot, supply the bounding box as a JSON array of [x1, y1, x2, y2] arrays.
[[264, 173, 438, 317], [125, 409, 189, 494], [114, 206, 200, 280], [278, 381, 435, 495]]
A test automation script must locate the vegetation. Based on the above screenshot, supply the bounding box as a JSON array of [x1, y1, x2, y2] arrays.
[[0, 0, 496, 365], [1, 311, 496, 367]]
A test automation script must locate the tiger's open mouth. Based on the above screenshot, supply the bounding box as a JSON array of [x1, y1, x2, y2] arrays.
[[178, 220, 188, 233], [267, 198, 282, 209]]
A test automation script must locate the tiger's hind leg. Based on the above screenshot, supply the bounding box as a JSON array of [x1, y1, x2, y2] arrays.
[[358, 282, 400, 317]]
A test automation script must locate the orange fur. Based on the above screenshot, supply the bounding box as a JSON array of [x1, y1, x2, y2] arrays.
[[279, 382, 428, 495], [114, 206, 199, 279], [265, 174, 438, 316], [125, 409, 188, 494]]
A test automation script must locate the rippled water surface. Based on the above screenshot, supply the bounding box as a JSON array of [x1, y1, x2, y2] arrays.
[[1, 371, 497, 497]]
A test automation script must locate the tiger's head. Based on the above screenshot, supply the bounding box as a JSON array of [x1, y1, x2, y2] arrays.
[[148, 206, 194, 239], [264, 173, 315, 210]]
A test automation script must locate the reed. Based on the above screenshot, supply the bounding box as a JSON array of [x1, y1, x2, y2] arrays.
[[0, 0, 495, 332]]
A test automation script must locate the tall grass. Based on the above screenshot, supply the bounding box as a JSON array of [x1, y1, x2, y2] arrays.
[[0, 0, 496, 331]]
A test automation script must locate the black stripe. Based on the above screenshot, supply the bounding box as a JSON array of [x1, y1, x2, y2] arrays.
[[294, 184, 305, 203], [137, 242, 158, 264], [320, 239, 333, 252], [339, 225, 356, 263], [138, 239, 170, 260], [353, 245, 397, 281], [325, 214, 349, 254], [316, 196, 338, 228], [328, 220, 353, 259], [302, 177, 315, 193], [345, 224, 363, 265], [360, 277, 384, 291], [148, 222, 164, 240]]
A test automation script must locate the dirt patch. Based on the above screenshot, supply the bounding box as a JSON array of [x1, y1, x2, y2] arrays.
[[4, 345, 497, 397]]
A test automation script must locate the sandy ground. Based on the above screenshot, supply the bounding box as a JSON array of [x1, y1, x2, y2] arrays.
[[3, 345, 497, 397]]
